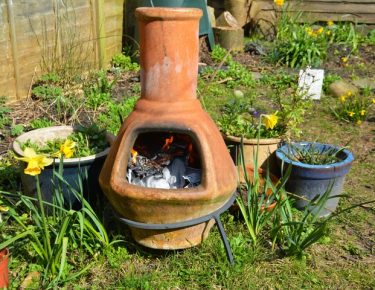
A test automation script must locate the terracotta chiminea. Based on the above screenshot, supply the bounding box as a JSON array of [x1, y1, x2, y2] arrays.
[[99, 7, 237, 249]]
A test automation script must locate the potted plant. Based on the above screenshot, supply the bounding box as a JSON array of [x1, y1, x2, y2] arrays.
[[276, 142, 354, 217], [218, 98, 283, 174], [12, 124, 115, 207]]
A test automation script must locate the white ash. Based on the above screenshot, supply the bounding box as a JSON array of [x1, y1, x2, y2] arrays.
[[127, 157, 201, 189]]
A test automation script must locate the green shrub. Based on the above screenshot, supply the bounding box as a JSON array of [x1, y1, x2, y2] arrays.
[[271, 22, 329, 68]]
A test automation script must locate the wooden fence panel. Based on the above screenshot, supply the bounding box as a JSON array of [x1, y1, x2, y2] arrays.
[[0, 0, 124, 102]]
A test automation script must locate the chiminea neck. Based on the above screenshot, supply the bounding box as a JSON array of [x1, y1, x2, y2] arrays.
[[136, 8, 202, 102]]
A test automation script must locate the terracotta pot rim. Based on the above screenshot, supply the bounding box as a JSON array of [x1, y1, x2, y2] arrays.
[[224, 134, 281, 145], [12, 126, 115, 165], [136, 7, 202, 21]]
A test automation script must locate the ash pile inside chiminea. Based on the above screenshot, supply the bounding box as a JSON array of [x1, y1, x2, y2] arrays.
[[126, 132, 201, 189]]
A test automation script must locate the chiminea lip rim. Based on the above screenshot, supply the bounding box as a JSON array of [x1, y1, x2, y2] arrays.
[[135, 7, 203, 21]]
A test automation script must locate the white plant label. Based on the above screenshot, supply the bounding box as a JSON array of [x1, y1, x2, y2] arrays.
[[298, 68, 324, 100]]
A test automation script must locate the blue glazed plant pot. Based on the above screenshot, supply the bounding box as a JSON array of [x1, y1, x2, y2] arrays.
[[276, 142, 354, 217], [13, 126, 115, 209]]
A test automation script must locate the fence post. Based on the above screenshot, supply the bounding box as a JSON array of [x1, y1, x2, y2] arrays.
[[95, 0, 106, 69], [6, 0, 21, 100]]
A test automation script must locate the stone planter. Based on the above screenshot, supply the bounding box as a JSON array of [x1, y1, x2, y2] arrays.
[[276, 142, 354, 217], [224, 135, 281, 177], [13, 126, 115, 208]]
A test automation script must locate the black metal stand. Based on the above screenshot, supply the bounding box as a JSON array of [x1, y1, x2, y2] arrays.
[[112, 192, 236, 265]]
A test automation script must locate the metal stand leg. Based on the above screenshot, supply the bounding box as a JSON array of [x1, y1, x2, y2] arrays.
[[214, 215, 234, 265]]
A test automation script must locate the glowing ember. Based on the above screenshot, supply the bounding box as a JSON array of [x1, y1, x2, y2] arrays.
[[131, 149, 138, 164], [162, 136, 174, 151]]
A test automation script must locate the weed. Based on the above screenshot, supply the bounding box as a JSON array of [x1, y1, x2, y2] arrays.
[[30, 118, 56, 129], [366, 29, 375, 45], [10, 124, 24, 137], [0, 96, 11, 129], [323, 73, 342, 93], [0, 153, 20, 191], [97, 96, 138, 134], [111, 53, 140, 72], [202, 46, 255, 89], [331, 22, 362, 53], [85, 70, 117, 111], [211, 45, 232, 64]]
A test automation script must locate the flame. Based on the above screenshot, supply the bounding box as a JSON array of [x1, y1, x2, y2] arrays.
[[131, 149, 138, 164], [162, 136, 174, 151], [187, 142, 194, 164]]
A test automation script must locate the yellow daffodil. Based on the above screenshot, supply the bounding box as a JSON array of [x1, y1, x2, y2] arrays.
[[274, 0, 284, 7], [306, 27, 315, 37], [339, 95, 346, 102], [360, 109, 366, 116], [357, 120, 362, 125], [15, 148, 53, 176], [326, 30, 332, 36], [53, 139, 76, 159], [0, 205, 9, 212], [348, 111, 355, 117], [372, 98, 375, 104], [346, 91, 352, 97], [262, 113, 278, 130], [327, 20, 334, 27], [316, 27, 324, 35], [341, 56, 348, 63]]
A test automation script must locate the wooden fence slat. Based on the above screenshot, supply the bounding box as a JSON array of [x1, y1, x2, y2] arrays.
[[1, 0, 124, 101]]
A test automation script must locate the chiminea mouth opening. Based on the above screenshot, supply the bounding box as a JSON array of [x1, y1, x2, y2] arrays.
[[126, 128, 204, 191]]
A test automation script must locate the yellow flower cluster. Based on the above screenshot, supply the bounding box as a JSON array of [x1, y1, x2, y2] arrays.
[[306, 26, 324, 37], [262, 113, 279, 130], [16, 139, 77, 176], [274, 0, 284, 7], [339, 91, 353, 103], [327, 20, 334, 27]]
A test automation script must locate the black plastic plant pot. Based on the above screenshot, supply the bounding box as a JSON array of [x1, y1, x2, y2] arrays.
[[276, 142, 354, 217]]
